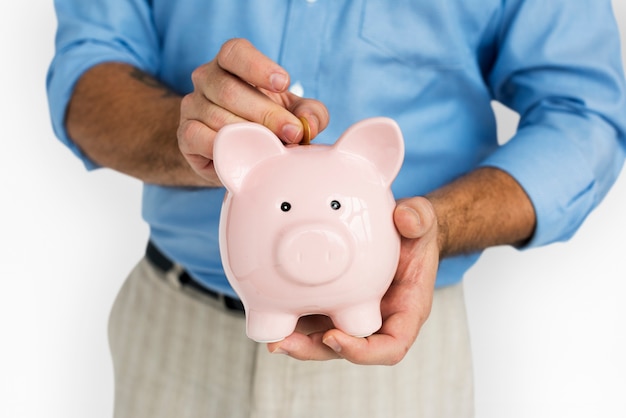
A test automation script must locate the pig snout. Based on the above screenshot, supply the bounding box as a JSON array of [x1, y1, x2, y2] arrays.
[[275, 225, 353, 286]]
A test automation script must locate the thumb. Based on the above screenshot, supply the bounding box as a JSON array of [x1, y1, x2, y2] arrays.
[[393, 197, 437, 239]]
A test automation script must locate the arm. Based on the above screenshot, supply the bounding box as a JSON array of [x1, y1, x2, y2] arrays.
[[65, 62, 205, 186], [65, 40, 329, 186], [50, 1, 291, 186], [427, 167, 536, 258]]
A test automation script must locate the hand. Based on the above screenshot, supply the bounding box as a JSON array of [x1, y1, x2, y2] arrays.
[[266, 196, 439, 365], [177, 38, 329, 182]]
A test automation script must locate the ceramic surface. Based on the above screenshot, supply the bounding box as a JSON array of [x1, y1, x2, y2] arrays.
[[214, 117, 404, 342]]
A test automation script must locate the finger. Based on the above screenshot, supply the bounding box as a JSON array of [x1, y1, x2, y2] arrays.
[[394, 196, 437, 239], [195, 64, 304, 143], [185, 154, 216, 180], [178, 119, 216, 160], [178, 90, 248, 180], [180, 91, 246, 133], [216, 38, 290, 93], [322, 330, 412, 366], [324, 310, 424, 366], [287, 95, 330, 141], [322, 287, 426, 366], [268, 332, 342, 361], [177, 119, 219, 178]]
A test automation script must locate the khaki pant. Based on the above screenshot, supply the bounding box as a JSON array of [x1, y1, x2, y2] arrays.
[[108, 258, 474, 418]]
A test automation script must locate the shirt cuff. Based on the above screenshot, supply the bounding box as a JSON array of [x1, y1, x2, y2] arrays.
[[478, 124, 598, 249]]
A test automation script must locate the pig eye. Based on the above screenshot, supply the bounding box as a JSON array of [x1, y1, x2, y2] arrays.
[[280, 202, 292, 212], [330, 200, 341, 210]]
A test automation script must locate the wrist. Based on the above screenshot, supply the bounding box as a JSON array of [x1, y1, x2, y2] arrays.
[[425, 167, 536, 258], [422, 194, 450, 259]]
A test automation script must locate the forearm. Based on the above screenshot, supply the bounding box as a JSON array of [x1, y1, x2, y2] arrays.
[[427, 167, 536, 258], [65, 62, 213, 186]]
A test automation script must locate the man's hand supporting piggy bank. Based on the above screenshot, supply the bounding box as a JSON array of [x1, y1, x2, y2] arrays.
[[214, 117, 439, 364]]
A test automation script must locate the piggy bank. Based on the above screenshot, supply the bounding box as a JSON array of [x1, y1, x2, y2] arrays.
[[214, 117, 404, 342]]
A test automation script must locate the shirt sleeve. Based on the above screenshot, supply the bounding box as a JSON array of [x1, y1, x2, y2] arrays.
[[46, 0, 160, 169], [481, 0, 626, 248]]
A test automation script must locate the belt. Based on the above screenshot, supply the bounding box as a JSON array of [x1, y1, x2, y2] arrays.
[[145, 241, 245, 313]]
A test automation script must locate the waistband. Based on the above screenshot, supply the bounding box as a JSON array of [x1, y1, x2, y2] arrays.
[[145, 241, 245, 313]]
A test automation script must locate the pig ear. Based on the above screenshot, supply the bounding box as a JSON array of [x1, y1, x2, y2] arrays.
[[213, 123, 286, 192], [334, 117, 405, 186]]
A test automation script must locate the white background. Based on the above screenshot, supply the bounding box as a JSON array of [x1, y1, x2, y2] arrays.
[[1, 2, 625, 417]]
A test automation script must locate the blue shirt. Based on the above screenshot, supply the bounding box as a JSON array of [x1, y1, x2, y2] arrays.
[[48, 0, 626, 297]]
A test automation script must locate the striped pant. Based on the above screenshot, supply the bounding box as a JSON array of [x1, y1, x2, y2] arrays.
[[108, 258, 474, 418]]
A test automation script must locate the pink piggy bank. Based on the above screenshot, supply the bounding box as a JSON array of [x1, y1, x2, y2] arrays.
[[214, 117, 404, 343]]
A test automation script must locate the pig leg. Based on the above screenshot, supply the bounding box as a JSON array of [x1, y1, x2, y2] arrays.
[[246, 310, 299, 343], [331, 302, 383, 338]]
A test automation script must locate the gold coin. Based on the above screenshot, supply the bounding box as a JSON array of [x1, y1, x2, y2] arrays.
[[298, 116, 311, 145]]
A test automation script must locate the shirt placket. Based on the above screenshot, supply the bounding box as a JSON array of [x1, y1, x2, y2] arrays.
[[279, 0, 330, 99]]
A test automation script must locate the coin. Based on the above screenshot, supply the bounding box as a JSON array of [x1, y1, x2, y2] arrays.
[[298, 116, 311, 145]]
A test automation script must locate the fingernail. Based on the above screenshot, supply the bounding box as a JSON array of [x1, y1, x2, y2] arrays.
[[282, 123, 301, 143], [401, 206, 421, 226], [270, 73, 289, 91], [271, 346, 289, 355], [398, 205, 422, 239], [323, 336, 342, 353]]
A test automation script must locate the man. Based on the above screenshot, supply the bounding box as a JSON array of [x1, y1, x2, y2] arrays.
[[47, 1, 626, 417]]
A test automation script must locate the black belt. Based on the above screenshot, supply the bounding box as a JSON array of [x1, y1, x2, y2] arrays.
[[146, 241, 245, 313]]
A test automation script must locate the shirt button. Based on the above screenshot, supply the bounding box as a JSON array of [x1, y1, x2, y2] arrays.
[[289, 81, 304, 97]]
